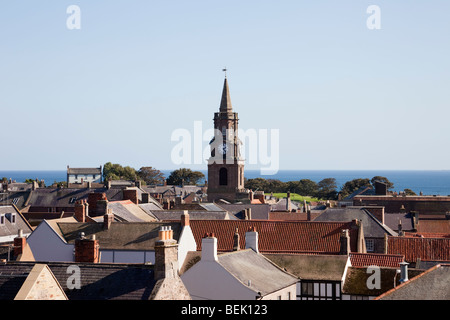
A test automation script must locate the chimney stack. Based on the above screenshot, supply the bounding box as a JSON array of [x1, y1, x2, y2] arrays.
[[201, 233, 218, 262], [181, 211, 190, 227], [339, 229, 350, 255], [245, 226, 259, 253], [398, 219, 404, 236], [123, 188, 138, 204], [88, 192, 107, 215], [154, 226, 179, 280], [103, 209, 114, 229], [286, 191, 291, 212], [233, 228, 240, 251], [244, 208, 252, 220], [74, 232, 100, 263], [74, 200, 86, 222], [13, 229, 26, 258]]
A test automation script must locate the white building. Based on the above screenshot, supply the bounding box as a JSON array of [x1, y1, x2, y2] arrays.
[[181, 228, 298, 300], [67, 166, 102, 184]]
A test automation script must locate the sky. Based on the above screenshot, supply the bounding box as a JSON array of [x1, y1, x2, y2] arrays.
[[1, 1, 450, 173]]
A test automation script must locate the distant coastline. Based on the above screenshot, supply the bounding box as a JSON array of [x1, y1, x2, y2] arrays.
[[1, 169, 449, 196]]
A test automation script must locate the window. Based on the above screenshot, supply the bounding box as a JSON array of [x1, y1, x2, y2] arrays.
[[219, 168, 228, 186], [12, 198, 19, 205], [366, 239, 375, 252], [11, 213, 16, 224], [0, 214, 4, 225], [299, 281, 341, 300]]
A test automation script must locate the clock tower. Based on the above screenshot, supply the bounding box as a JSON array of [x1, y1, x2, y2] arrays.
[[207, 75, 246, 202]]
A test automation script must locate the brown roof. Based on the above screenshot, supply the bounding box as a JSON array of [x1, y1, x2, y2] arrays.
[[350, 252, 404, 268], [268, 211, 322, 221], [343, 266, 425, 297], [263, 253, 349, 281], [388, 236, 450, 263], [416, 219, 450, 234], [189, 220, 359, 254]]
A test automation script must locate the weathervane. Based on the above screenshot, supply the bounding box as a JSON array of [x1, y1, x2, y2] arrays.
[[222, 67, 227, 78]]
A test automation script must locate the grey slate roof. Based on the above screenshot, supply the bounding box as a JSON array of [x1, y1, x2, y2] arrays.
[[313, 207, 398, 237], [0, 192, 30, 210], [270, 198, 300, 211], [216, 203, 271, 220], [0, 205, 33, 240], [67, 167, 102, 175], [376, 264, 450, 300], [383, 212, 415, 232], [57, 221, 181, 250], [107, 201, 157, 222], [217, 249, 298, 296], [24, 187, 123, 209], [0, 262, 156, 300], [149, 210, 235, 221]]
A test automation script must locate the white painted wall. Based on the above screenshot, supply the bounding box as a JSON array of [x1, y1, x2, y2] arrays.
[[68, 174, 101, 183], [181, 260, 258, 300], [177, 225, 198, 271], [27, 221, 74, 262]]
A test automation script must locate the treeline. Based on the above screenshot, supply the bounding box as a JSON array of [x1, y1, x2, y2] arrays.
[[102, 162, 205, 186], [244, 176, 412, 200]]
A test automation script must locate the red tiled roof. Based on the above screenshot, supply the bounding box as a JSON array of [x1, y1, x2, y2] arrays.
[[388, 236, 450, 263], [350, 252, 404, 268], [416, 220, 450, 234], [404, 232, 450, 238], [189, 220, 359, 254]]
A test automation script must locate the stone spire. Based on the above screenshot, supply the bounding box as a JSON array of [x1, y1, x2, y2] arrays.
[[219, 76, 233, 113]]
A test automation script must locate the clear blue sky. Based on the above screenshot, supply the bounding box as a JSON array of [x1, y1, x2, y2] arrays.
[[1, 1, 449, 172]]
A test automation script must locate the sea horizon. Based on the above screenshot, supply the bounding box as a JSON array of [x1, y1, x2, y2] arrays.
[[1, 169, 450, 196]]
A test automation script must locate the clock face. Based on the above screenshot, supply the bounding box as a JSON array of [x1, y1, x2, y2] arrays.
[[218, 143, 228, 155]]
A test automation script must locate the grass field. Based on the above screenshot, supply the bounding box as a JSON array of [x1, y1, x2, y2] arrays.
[[272, 193, 320, 203]]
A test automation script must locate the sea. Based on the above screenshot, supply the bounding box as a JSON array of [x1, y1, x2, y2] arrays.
[[1, 170, 450, 196]]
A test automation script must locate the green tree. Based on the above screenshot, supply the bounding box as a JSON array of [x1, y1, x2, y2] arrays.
[[403, 188, 417, 196], [103, 162, 138, 181], [137, 167, 165, 185], [290, 179, 318, 196], [266, 179, 287, 193], [245, 178, 269, 191], [340, 178, 372, 199], [317, 178, 338, 200], [167, 168, 205, 185], [371, 176, 394, 190]]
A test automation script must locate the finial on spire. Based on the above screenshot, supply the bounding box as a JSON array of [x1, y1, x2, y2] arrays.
[[222, 67, 227, 78]]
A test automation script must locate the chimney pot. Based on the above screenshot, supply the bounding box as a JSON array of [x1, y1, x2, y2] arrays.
[[399, 262, 409, 283]]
